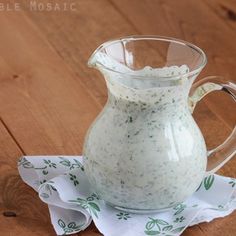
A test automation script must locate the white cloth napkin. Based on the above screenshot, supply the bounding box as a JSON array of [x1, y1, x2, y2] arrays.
[[18, 156, 236, 236]]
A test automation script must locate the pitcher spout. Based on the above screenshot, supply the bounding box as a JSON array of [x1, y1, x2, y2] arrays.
[[87, 41, 115, 70], [87, 47, 100, 69], [87, 36, 206, 90], [87, 37, 139, 75]]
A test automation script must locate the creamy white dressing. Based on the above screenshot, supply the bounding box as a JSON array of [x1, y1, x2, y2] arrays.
[[83, 55, 207, 211]]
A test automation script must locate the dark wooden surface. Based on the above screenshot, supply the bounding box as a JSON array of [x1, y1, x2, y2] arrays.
[[0, 0, 235, 235]]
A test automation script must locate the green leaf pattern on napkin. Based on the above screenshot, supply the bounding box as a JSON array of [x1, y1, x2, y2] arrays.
[[18, 157, 34, 169], [69, 173, 79, 186], [59, 157, 84, 171], [229, 179, 236, 188], [33, 159, 57, 175], [43, 159, 57, 168], [196, 175, 215, 191], [69, 194, 100, 218], [203, 175, 215, 190], [18, 156, 236, 235], [144, 217, 185, 235], [23, 159, 57, 176], [173, 203, 187, 215], [18, 157, 85, 176], [116, 212, 131, 220], [58, 219, 84, 235], [39, 180, 57, 199], [40, 192, 50, 199], [174, 216, 185, 223]]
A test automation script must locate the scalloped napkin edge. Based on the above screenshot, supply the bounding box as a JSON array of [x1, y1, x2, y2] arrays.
[[18, 156, 236, 236]]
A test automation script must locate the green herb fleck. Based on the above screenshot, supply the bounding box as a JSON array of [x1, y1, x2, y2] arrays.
[[116, 212, 131, 220]]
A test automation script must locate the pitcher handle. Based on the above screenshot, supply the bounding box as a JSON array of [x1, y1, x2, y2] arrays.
[[189, 76, 236, 176]]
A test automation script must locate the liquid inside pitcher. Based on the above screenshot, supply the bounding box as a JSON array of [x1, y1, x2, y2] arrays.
[[83, 36, 236, 213]]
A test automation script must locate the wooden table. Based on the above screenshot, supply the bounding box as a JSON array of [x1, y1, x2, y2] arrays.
[[0, 0, 235, 235]]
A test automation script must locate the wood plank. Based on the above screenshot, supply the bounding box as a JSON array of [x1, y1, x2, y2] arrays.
[[0, 10, 103, 236], [0, 1, 234, 235], [0, 10, 100, 155], [0, 119, 54, 235], [21, 0, 138, 106], [197, 211, 236, 236], [205, 0, 236, 30]]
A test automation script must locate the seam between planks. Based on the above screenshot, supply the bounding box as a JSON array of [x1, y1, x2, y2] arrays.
[[21, 10, 103, 109], [108, 0, 143, 35], [0, 117, 26, 155], [21, 0, 148, 109], [204, 100, 233, 130]]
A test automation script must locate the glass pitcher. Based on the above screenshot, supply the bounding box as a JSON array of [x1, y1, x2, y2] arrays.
[[83, 36, 236, 213]]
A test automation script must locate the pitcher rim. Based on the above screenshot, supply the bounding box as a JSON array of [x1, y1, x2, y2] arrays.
[[88, 35, 207, 81]]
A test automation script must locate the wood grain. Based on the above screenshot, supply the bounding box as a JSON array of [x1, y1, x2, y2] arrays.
[[0, 0, 235, 235], [205, 0, 236, 30], [21, 0, 138, 106], [0, 119, 55, 235], [0, 10, 100, 155], [0, 9, 101, 236]]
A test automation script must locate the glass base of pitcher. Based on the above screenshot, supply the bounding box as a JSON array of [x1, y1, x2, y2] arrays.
[[105, 200, 176, 214]]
